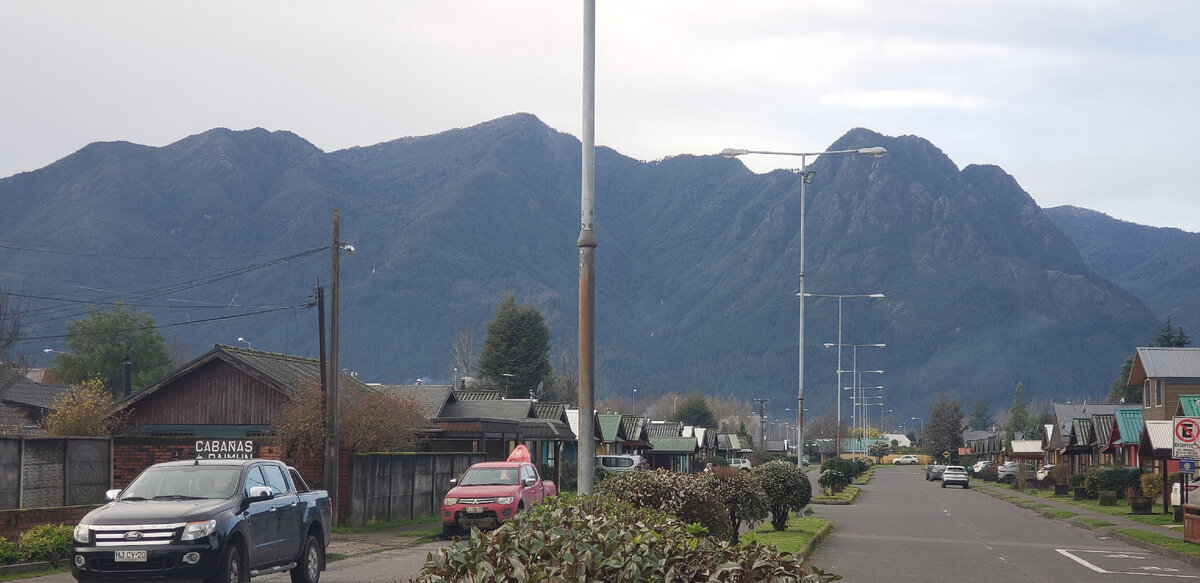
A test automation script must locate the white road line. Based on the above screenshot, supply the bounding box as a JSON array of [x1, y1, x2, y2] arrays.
[[1057, 549, 1200, 578]]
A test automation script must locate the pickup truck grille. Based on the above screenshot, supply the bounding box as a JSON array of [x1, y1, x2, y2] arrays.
[[456, 497, 497, 505], [91, 523, 184, 546]]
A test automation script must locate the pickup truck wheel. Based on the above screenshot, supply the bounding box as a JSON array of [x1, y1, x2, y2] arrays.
[[206, 543, 244, 583], [290, 533, 323, 583]]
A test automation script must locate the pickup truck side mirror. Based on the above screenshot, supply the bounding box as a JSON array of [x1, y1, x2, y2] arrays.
[[247, 486, 276, 502], [523, 477, 537, 487], [449, 478, 457, 485], [106, 489, 121, 502]]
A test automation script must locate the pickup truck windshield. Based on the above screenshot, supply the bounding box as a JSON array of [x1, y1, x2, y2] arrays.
[[122, 466, 242, 500], [459, 467, 520, 486]]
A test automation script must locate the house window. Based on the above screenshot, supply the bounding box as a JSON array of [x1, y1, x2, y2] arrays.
[[1144, 381, 1151, 408], [1156, 380, 1163, 406]]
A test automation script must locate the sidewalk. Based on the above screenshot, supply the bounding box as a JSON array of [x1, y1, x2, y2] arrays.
[[326, 522, 442, 558], [975, 481, 1200, 567]]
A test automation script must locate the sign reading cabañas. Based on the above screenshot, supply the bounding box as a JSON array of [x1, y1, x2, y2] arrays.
[[195, 439, 256, 459]]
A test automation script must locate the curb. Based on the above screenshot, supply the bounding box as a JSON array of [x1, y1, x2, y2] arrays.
[[798, 521, 833, 565]]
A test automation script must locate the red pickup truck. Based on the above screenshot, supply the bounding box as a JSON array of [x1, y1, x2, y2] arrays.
[[440, 448, 557, 538]]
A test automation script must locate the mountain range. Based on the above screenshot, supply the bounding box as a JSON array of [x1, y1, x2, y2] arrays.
[[2, 113, 1196, 423]]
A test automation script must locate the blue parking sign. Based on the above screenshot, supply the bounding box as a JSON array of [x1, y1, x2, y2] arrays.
[[1182, 459, 1196, 475]]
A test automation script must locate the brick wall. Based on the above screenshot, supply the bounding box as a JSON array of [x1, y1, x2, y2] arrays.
[[0, 505, 98, 539]]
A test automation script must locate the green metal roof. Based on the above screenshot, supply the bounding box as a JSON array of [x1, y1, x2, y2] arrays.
[[597, 414, 623, 443], [647, 435, 698, 454], [1069, 418, 1095, 447], [1113, 408, 1144, 445], [1178, 395, 1200, 416]]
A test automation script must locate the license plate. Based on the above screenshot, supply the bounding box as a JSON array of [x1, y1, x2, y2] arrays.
[[465, 506, 485, 514], [114, 550, 147, 562]]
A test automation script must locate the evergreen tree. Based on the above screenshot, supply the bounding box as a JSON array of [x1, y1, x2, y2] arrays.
[[924, 395, 965, 457], [477, 293, 552, 398], [669, 393, 717, 428], [1003, 382, 1033, 447], [968, 399, 993, 431]]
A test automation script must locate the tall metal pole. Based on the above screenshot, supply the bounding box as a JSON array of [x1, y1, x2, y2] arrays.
[[835, 296, 843, 457], [325, 210, 340, 523], [576, 0, 597, 495], [796, 155, 808, 470]]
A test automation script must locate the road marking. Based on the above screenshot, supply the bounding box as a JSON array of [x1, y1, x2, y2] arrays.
[[1057, 549, 1200, 578]]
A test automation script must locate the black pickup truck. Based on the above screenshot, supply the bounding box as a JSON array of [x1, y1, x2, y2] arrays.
[[71, 458, 331, 583]]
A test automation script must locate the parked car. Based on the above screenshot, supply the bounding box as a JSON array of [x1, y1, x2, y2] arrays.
[[997, 461, 1038, 484], [71, 458, 331, 583], [893, 455, 920, 465], [441, 455, 557, 538], [971, 460, 994, 475], [926, 464, 947, 481], [595, 454, 642, 473], [942, 465, 970, 488], [1035, 464, 1055, 482], [729, 458, 752, 471]]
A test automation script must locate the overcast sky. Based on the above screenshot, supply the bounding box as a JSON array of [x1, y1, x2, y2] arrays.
[[3, 1, 1197, 231]]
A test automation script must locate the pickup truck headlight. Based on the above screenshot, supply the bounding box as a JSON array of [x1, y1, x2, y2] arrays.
[[496, 497, 514, 505], [74, 524, 90, 544], [443, 497, 458, 506], [181, 519, 216, 541]]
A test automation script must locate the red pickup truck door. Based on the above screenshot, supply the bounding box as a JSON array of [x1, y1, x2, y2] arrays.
[[520, 464, 542, 504]]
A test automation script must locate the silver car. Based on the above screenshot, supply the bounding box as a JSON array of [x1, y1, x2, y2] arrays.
[[942, 465, 969, 488]]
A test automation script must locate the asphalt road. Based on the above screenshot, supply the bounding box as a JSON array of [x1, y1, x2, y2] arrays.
[[809, 466, 1200, 582]]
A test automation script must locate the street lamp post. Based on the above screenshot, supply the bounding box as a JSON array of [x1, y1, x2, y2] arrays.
[[807, 292, 884, 455], [912, 417, 925, 448], [721, 145, 886, 470], [825, 342, 884, 456]]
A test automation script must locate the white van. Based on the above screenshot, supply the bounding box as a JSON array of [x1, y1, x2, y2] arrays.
[[596, 454, 642, 473]]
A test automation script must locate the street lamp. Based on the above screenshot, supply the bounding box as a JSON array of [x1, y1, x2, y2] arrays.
[[721, 145, 886, 470], [501, 373, 515, 396], [808, 292, 885, 456], [237, 337, 251, 349], [912, 417, 925, 447], [825, 342, 885, 455]]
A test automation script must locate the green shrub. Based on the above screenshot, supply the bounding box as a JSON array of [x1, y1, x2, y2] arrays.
[[1141, 473, 1164, 499], [417, 493, 839, 582], [0, 536, 19, 566], [818, 469, 849, 495], [711, 455, 729, 467], [821, 457, 860, 480], [1068, 472, 1086, 489], [1093, 466, 1141, 498], [752, 460, 811, 531], [595, 468, 732, 541], [704, 467, 769, 542], [17, 524, 73, 563]]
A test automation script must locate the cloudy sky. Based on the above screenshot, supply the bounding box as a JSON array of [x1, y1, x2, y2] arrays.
[[3, 1, 1197, 230]]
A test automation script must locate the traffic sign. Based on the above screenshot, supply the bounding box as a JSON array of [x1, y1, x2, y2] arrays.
[[1174, 417, 1200, 459], [942, 450, 950, 459], [1182, 459, 1196, 475]]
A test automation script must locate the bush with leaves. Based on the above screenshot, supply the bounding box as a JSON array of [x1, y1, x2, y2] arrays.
[[339, 391, 426, 452], [1092, 466, 1141, 498], [17, 524, 73, 563], [867, 440, 890, 462], [703, 467, 770, 542], [417, 493, 840, 582], [0, 536, 18, 565], [40, 377, 128, 436], [821, 458, 861, 481], [818, 469, 849, 495], [595, 469, 732, 541], [752, 460, 811, 531]]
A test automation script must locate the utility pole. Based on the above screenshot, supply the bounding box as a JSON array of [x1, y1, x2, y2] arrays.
[[325, 210, 341, 524], [753, 398, 769, 453]]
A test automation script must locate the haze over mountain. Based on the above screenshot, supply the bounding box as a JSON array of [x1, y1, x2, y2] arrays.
[[0, 114, 1165, 422]]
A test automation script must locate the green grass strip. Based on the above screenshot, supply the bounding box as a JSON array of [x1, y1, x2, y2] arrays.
[[1075, 518, 1116, 528], [1112, 528, 1200, 561], [331, 515, 440, 535], [811, 486, 860, 504], [741, 515, 831, 556]]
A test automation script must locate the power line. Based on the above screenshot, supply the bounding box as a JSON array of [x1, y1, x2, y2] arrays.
[[19, 302, 315, 342]]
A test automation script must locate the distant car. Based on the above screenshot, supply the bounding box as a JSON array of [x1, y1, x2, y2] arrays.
[[893, 455, 920, 465], [942, 465, 969, 488], [729, 458, 752, 471], [595, 454, 642, 473], [972, 460, 994, 475], [1036, 464, 1055, 482], [997, 461, 1037, 484], [926, 464, 947, 481]]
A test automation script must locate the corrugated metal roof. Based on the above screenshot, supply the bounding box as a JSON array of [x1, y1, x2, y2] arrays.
[[440, 399, 533, 421], [456, 390, 501, 401], [1113, 408, 1144, 445], [534, 402, 568, 421], [1092, 413, 1114, 447], [597, 414, 623, 443], [1070, 418, 1095, 447], [1010, 440, 1044, 455], [1130, 347, 1200, 385], [647, 435, 698, 454], [519, 418, 574, 439], [0, 373, 70, 409], [620, 416, 647, 441], [375, 384, 452, 420], [1144, 420, 1174, 451], [647, 421, 683, 437], [1178, 395, 1200, 416]]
